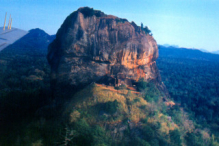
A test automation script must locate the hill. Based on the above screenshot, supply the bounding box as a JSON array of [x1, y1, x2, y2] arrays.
[[47, 7, 163, 101], [0, 28, 55, 91], [0, 27, 28, 51], [60, 83, 178, 145], [0, 28, 55, 145], [1, 80, 194, 146]]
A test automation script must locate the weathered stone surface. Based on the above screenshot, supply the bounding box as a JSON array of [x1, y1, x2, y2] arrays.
[[47, 7, 162, 97]]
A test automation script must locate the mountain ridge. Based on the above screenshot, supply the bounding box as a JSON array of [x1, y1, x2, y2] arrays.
[[0, 27, 28, 51], [158, 45, 219, 62]]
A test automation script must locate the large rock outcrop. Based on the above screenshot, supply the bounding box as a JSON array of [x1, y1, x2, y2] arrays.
[[47, 7, 162, 97]]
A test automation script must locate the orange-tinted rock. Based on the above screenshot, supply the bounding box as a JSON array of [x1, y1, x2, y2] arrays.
[[47, 7, 161, 97]]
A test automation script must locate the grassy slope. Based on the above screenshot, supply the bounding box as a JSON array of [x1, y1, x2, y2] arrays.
[[60, 83, 181, 145], [1, 81, 216, 146]]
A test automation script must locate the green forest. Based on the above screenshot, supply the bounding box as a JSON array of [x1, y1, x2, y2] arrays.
[[157, 46, 219, 145], [1, 30, 219, 145]]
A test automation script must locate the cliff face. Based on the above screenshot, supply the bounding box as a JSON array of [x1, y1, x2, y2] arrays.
[[47, 7, 161, 97]]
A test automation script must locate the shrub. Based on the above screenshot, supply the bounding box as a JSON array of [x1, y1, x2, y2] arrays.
[[105, 100, 120, 114], [136, 78, 160, 102], [169, 129, 182, 146]]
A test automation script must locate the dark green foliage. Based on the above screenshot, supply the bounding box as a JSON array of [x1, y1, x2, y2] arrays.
[[133, 98, 141, 103], [136, 78, 160, 102], [169, 130, 182, 146], [115, 18, 128, 23], [157, 52, 219, 125], [132, 137, 151, 146], [184, 132, 204, 146], [142, 26, 151, 34], [93, 126, 112, 146], [142, 125, 155, 141], [0, 29, 54, 146], [157, 45, 219, 144], [105, 100, 120, 114], [96, 100, 120, 115], [79, 7, 105, 18], [137, 78, 149, 91], [150, 139, 159, 146], [123, 123, 169, 146], [80, 7, 95, 18], [158, 45, 219, 122], [129, 123, 170, 146], [73, 119, 94, 146], [57, 119, 110, 146], [0, 88, 50, 120]]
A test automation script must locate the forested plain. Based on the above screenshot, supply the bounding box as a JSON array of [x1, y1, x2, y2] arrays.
[[157, 46, 219, 140]]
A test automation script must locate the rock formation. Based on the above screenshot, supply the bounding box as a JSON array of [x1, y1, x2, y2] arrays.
[[47, 7, 162, 98]]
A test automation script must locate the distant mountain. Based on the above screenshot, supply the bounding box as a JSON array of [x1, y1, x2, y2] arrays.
[[0, 28, 55, 91], [199, 49, 209, 53], [212, 50, 219, 54], [162, 44, 179, 48], [158, 45, 219, 62], [0, 27, 28, 51], [0, 28, 55, 57]]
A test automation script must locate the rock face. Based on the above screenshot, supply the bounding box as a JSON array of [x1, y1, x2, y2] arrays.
[[47, 7, 161, 97]]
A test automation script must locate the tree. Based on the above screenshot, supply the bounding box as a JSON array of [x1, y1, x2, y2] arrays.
[[169, 130, 182, 146]]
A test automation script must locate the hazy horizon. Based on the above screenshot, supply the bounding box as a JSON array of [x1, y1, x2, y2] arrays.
[[1, 0, 218, 52]]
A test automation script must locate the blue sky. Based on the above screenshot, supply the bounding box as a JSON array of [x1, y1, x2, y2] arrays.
[[1, 0, 219, 51]]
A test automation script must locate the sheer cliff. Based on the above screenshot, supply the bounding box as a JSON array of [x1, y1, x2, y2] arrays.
[[47, 7, 164, 98]]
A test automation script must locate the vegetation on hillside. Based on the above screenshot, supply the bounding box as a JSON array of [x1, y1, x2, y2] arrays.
[[2, 77, 215, 145], [157, 46, 219, 145], [0, 29, 54, 145], [1, 32, 219, 145]]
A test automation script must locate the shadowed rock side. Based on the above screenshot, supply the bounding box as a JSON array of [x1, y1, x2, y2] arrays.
[[47, 7, 163, 98]]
